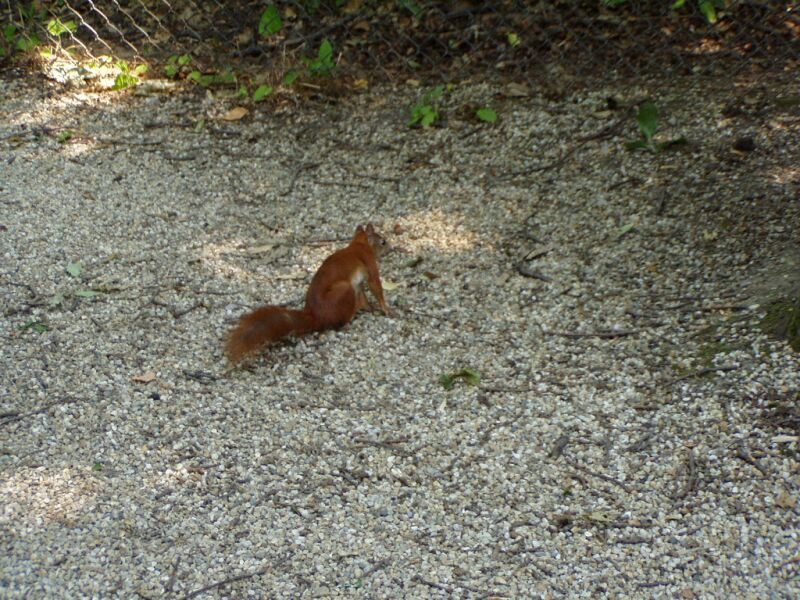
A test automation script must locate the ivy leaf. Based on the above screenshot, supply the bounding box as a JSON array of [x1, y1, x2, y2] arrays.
[[636, 102, 659, 143], [439, 368, 481, 390], [476, 107, 498, 123], [699, 0, 718, 23], [66, 262, 83, 277], [258, 5, 282, 36], [283, 70, 299, 86], [318, 38, 333, 64], [253, 84, 273, 102]]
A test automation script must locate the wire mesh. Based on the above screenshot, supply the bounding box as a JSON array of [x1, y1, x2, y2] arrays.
[[2, 1, 798, 87]]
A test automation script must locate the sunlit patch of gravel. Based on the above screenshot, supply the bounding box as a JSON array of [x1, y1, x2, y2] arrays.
[[1, 71, 799, 598]]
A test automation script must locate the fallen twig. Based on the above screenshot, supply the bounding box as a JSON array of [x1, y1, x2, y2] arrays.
[[564, 455, 632, 493], [180, 558, 289, 600], [733, 441, 768, 476], [667, 365, 738, 385], [516, 263, 552, 281], [544, 329, 638, 339]]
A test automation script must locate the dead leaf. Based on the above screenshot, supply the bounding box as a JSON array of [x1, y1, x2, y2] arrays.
[[353, 20, 370, 31], [353, 78, 369, 90], [680, 589, 695, 599], [406, 79, 421, 88], [221, 106, 248, 121], [505, 82, 530, 97], [585, 511, 614, 524], [776, 489, 797, 509], [244, 244, 276, 255], [132, 372, 156, 383], [382, 279, 400, 291], [236, 30, 253, 45], [422, 271, 439, 280], [342, 0, 362, 14]]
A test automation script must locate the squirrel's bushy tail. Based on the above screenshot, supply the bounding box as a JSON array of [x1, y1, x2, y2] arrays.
[[226, 306, 316, 363]]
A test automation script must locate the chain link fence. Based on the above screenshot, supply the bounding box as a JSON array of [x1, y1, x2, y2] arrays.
[[3, 1, 798, 87]]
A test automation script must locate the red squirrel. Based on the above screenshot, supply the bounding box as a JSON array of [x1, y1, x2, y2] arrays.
[[226, 224, 390, 363]]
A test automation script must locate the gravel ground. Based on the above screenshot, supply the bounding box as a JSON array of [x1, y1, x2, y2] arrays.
[[1, 70, 799, 599]]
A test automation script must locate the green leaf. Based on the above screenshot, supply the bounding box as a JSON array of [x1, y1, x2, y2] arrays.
[[47, 18, 77, 36], [24, 320, 49, 333], [113, 72, 139, 90], [625, 140, 650, 151], [439, 373, 455, 390], [210, 69, 236, 85], [604, 0, 628, 6], [134, 64, 148, 76], [507, 32, 520, 47], [671, 0, 687, 8], [699, 0, 718, 23], [618, 223, 635, 238], [165, 64, 178, 78], [476, 107, 498, 123], [283, 70, 299, 86], [187, 70, 202, 83], [420, 107, 437, 128], [259, 5, 283, 36], [48, 293, 65, 307], [66, 262, 83, 277], [75, 290, 101, 298], [58, 130, 73, 143], [253, 84, 274, 102], [319, 38, 333, 63], [440, 368, 481, 390], [636, 101, 659, 142], [397, 0, 424, 18], [424, 85, 444, 103], [177, 54, 192, 66], [4, 24, 16, 42], [16, 34, 41, 51], [92, 462, 104, 471], [116, 60, 130, 74]]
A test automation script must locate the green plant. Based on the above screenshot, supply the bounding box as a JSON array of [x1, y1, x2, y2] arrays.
[[23, 319, 49, 333], [304, 38, 335, 77], [408, 85, 444, 128], [113, 61, 148, 90], [252, 84, 274, 102], [761, 296, 800, 351], [164, 53, 192, 78], [476, 107, 498, 123], [397, 0, 424, 18], [283, 70, 299, 86], [604, 0, 725, 24], [625, 101, 685, 153], [0, 3, 47, 57], [46, 18, 77, 37], [439, 367, 481, 390], [187, 68, 236, 88], [259, 5, 282, 36], [673, 0, 725, 23]]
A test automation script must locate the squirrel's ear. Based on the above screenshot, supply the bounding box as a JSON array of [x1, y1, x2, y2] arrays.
[[365, 223, 375, 233], [356, 225, 365, 234]]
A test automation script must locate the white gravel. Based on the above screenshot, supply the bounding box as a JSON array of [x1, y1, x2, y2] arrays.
[[1, 71, 799, 599]]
